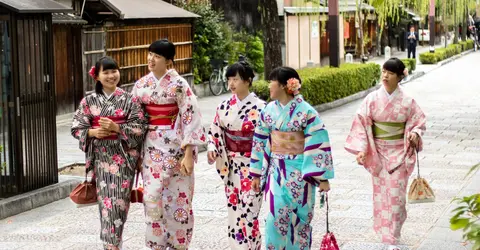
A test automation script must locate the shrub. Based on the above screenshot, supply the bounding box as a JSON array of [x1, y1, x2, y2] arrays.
[[419, 41, 472, 65], [419, 52, 438, 64], [251, 63, 381, 106], [401, 58, 416, 73]]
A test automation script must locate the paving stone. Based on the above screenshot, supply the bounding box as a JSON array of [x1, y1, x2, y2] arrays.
[[417, 240, 470, 250]]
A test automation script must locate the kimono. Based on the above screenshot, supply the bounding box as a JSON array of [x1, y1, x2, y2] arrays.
[[249, 95, 334, 249], [132, 69, 206, 249], [71, 88, 147, 249], [207, 93, 266, 250], [344, 86, 426, 244]]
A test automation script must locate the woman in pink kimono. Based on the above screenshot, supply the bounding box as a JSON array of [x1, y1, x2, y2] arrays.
[[132, 39, 206, 249], [207, 61, 266, 250], [345, 58, 426, 250]]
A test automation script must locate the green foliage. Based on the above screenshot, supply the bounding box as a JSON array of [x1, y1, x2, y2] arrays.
[[251, 63, 381, 105], [450, 163, 480, 250], [178, 2, 265, 84], [226, 30, 265, 74], [181, 2, 228, 84], [401, 58, 416, 73], [420, 40, 474, 65]]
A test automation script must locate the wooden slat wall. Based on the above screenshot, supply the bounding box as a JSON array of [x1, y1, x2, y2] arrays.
[[82, 23, 193, 93], [53, 25, 74, 115]]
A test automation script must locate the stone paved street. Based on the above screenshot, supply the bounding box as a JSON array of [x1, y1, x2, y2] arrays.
[[1, 51, 479, 250]]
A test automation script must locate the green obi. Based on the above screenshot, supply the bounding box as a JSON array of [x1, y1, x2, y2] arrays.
[[372, 121, 406, 140]]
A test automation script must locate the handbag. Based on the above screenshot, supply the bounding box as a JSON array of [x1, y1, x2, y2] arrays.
[[408, 149, 435, 203], [320, 192, 340, 250], [130, 171, 144, 203], [70, 173, 97, 208]]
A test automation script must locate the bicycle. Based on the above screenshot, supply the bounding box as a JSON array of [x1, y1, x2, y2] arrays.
[[209, 59, 229, 96]]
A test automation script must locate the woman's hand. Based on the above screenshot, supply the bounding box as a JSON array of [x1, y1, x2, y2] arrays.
[[356, 152, 366, 165], [99, 117, 120, 133], [251, 177, 261, 193], [207, 151, 218, 165], [88, 128, 112, 139], [319, 180, 331, 192], [180, 145, 194, 176], [408, 132, 419, 148]]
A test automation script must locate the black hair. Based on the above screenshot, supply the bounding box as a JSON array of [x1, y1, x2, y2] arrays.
[[94, 56, 120, 95], [149, 39, 176, 61], [383, 57, 406, 81], [268, 66, 302, 95], [225, 61, 255, 87]]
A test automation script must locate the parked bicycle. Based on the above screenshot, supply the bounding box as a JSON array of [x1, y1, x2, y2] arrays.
[[209, 59, 229, 96]]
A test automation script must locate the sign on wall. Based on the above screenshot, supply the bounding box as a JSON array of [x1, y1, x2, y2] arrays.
[[312, 20, 319, 38]]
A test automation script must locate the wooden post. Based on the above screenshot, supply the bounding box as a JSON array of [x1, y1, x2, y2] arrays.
[[328, 0, 340, 67], [429, 0, 435, 49]]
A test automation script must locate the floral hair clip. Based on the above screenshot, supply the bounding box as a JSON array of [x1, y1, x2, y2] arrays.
[[286, 78, 301, 95], [89, 66, 96, 79]]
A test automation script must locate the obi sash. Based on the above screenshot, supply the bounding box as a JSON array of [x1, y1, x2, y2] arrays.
[[271, 131, 305, 155], [145, 103, 179, 128], [92, 116, 126, 140], [224, 130, 254, 153], [372, 121, 406, 140]]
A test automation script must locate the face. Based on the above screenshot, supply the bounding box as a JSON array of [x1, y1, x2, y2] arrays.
[[410, 27, 415, 32], [148, 52, 171, 74], [97, 66, 120, 91], [228, 73, 250, 95], [381, 69, 401, 89], [268, 80, 287, 100]]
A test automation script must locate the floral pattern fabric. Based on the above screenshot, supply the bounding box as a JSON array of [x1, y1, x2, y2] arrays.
[[207, 93, 266, 249], [249, 95, 334, 249], [71, 88, 147, 249], [344, 86, 426, 244], [132, 70, 206, 249]]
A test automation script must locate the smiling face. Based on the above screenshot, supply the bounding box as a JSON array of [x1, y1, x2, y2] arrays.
[[228, 73, 250, 96], [97, 66, 120, 92], [147, 52, 171, 75]]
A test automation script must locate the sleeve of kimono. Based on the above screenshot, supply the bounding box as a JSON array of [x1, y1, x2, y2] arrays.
[[71, 97, 92, 153], [407, 99, 427, 152], [249, 109, 271, 178], [207, 109, 222, 153], [176, 79, 207, 149], [117, 95, 148, 150], [301, 109, 334, 186], [344, 98, 370, 155]]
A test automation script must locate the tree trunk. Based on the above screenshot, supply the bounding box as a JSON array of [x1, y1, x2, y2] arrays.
[[462, 6, 468, 41], [260, 0, 283, 78]]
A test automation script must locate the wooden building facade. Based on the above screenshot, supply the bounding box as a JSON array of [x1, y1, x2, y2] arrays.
[[53, 0, 198, 115], [0, 0, 70, 198]]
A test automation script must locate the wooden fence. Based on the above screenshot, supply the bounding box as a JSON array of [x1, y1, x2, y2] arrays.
[[82, 23, 194, 93]]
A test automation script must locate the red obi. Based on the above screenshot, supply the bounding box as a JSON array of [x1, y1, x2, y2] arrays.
[[92, 116, 126, 140], [145, 103, 179, 128], [224, 130, 254, 153]]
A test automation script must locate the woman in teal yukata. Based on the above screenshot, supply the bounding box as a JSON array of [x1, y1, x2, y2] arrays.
[[250, 66, 334, 249]]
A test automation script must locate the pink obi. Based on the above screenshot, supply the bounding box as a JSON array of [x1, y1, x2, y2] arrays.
[[92, 116, 126, 140], [224, 130, 254, 153], [271, 131, 305, 155], [145, 103, 179, 128]]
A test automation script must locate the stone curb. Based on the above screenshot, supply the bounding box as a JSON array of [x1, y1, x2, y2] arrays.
[[0, 179, 82, 220]]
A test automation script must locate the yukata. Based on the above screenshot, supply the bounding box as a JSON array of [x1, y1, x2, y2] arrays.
[[207, 93, 266, 250], [249, 95, 334, 250], [132, 69, 206, 249], [344, 86, 426, 244], [71, 88, 147, 249]]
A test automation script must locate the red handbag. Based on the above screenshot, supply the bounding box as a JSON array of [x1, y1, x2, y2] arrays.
[[70, 173, 97, 208], [130, 172, 144, 203], [320, 192, 339, 250]]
